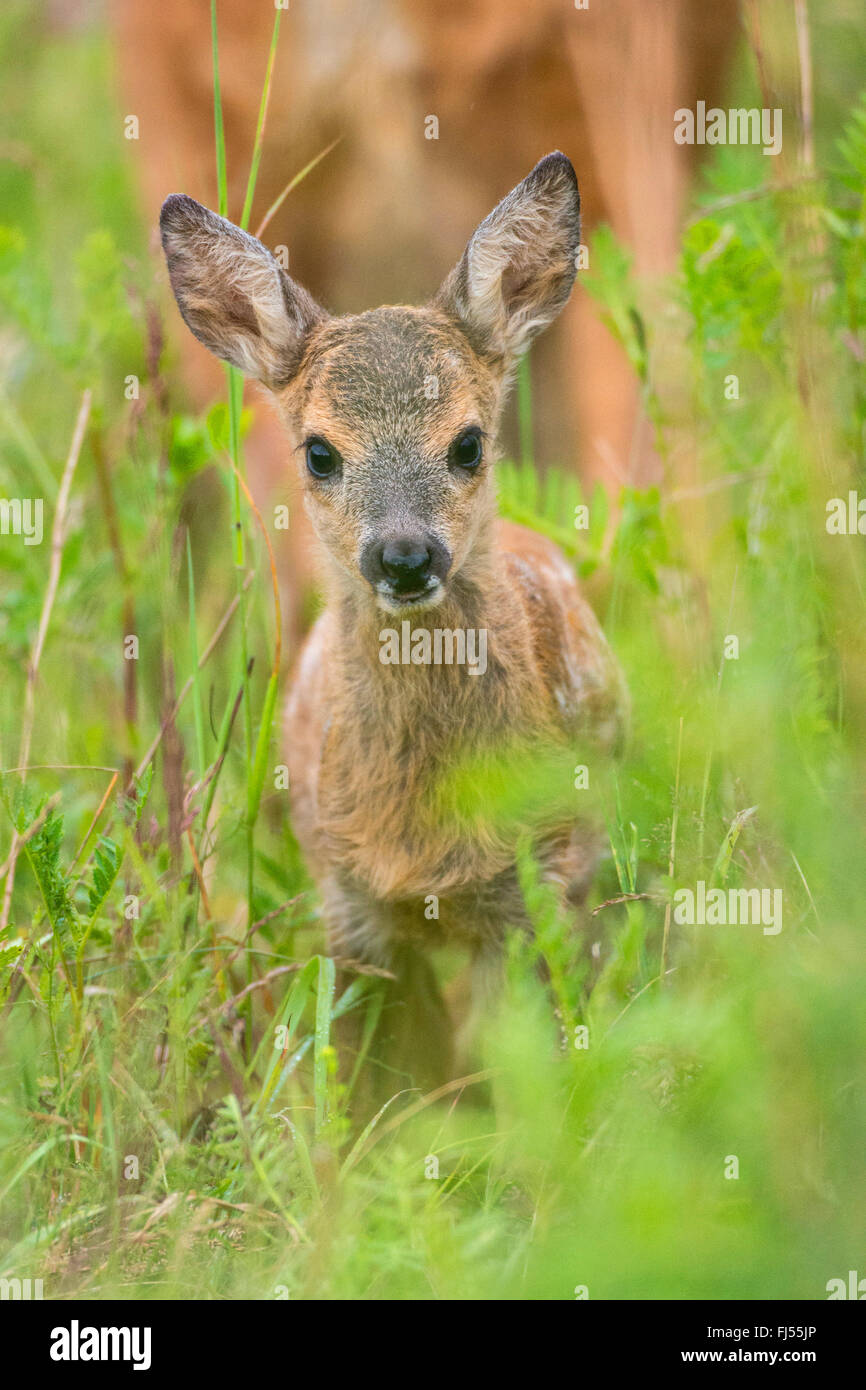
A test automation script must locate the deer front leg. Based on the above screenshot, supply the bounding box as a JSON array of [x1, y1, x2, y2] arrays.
[[322, 873, 455, 1117]]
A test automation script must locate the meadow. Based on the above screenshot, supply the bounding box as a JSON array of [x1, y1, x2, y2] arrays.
[[1, 2, 865, 1300]]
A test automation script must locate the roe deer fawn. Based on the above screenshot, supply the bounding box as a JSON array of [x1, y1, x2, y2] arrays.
[[160, 152, 627, 1103]]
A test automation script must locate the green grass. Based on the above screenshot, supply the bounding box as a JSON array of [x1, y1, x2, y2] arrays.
[[1, 3, 865, 1300]]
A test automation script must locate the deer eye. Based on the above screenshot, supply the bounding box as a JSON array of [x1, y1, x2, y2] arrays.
[[305, 436, 342, 479], [449, 427, 483, 471]]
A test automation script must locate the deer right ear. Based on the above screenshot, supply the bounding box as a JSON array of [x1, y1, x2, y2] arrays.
[[436, 152, 580, 365], [159, 195, 327, 390]]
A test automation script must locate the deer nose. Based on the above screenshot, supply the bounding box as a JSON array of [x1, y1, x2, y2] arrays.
[[380, 540, 432, 592], [360, 532, 452, 596]]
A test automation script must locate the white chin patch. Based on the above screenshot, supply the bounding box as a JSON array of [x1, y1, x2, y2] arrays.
[[375, 580, 445, 615]]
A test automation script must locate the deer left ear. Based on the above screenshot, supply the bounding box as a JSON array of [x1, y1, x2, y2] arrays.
[[436, 151, 580, 363]]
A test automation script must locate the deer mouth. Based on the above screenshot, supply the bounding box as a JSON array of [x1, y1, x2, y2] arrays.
[[375, 577, 445, 613]]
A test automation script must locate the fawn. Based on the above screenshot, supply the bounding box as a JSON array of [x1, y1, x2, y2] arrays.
[[161, 152, 627, 1099]]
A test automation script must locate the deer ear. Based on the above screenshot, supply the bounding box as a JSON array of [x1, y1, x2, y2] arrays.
[[159, 194, 327, 389], [436, 152, 580, 362]]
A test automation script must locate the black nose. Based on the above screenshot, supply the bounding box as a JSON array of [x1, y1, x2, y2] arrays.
[[380, 540, 432, 592], [359, 532, 452, 595]]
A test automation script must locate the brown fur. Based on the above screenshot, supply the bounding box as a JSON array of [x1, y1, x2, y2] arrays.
[[161, 154, 627, 1101]]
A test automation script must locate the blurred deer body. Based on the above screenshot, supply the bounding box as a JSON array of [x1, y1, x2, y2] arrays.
[[160, 153, 626, 1093]]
